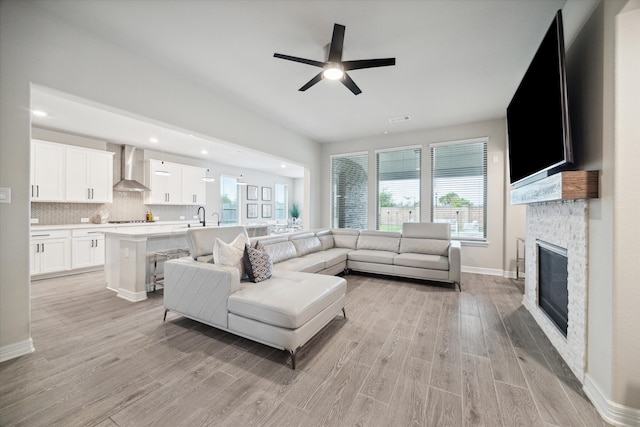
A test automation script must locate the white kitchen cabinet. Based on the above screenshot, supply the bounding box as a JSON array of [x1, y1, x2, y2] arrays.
[[144, 159, 182, 204], [181, 165, 207, 205], [31, 140, 66, 202], [30, 230, 71, 275], [65, 147, 114, 203], [71, 229, 105, 269]]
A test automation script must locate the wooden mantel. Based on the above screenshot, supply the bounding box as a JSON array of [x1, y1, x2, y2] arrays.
[[511, 170, 599, 205]]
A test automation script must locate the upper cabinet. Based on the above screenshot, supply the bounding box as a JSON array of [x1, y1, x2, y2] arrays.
[[144, 160, 207, 205], [181, 165, 207, 205], [65, 147, 114, 203], [31, 140, 114, 203], [31, 140, 66, 202]]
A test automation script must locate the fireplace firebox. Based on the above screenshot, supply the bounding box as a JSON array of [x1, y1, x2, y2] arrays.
[[537, 240, 569, 337]]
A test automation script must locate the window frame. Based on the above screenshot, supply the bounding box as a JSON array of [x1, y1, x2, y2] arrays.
[[220, 174, 239, 225], [430, 137, 488, 242], [330, 151, 369, 230]]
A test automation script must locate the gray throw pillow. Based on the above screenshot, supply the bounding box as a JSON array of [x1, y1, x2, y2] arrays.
[[243, 244, 273, 283]]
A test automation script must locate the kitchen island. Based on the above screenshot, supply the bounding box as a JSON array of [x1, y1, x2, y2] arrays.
[[103, 225, 195, 302], [103, 223, 271, 302]]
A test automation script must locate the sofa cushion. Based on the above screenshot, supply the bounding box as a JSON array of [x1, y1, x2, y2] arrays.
[[227, 271, 346, 329], [331, 229, 360, 249], [303, 247, 350, 269], [394, 253, 449, 271], [257, 240, 297, 264], [402, 222, 451, 239], [348, 249, 396, 265], [399, 237, 450, 256], [291, 236, 322, 257], [273, 256, 326, 274], [318, 234, 334, 250], [357, 231, 401, 253], [243, 244, 273, 283], [213, 233, 247, 276]]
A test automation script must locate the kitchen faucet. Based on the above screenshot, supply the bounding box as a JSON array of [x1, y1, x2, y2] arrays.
[[197, 206, 206, 227], [211, 212, 220, 226]]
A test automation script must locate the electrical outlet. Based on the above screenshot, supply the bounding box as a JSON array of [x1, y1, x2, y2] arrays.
[[179, 216, 185, 220], [30, 218, 39, 224], [154, 217, 160, 221], [80, 217, 90, 223], [193, 215, 199, 219]]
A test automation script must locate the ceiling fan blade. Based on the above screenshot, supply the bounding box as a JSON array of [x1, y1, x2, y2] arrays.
[[328, 24, 345, 63], [273, 53, 325, 68], [341, 73, 362, 95], [342, 58, 396, 71], [299, 72, 324, 91]]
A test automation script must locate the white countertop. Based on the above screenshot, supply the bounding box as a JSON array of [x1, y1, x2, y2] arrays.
[[101, 223, 215, 237], [31, 220, 200, 231]]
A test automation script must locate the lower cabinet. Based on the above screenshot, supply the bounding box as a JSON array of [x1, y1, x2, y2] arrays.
[[71, 230, 105, 269], [30, 230, 71, 275]]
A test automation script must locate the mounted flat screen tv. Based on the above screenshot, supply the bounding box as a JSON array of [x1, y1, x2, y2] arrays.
[[507, 10, 573, 187]]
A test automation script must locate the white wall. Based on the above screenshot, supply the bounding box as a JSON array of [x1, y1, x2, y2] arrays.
[[321, 118, 521, 275], [0, 1, 320, 359]]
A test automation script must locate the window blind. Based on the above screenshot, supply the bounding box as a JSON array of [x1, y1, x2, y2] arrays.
[[376, 148, 421, 230], [431, 139, 487, 240]]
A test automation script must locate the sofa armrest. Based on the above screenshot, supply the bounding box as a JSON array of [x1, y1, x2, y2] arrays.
[[448, 240, 461, 284], [164, 258, 241, 329]]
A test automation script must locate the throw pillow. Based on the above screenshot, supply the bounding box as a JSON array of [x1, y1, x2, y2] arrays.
[[213, 233, 247, 276], [243, 244, 273, 283]]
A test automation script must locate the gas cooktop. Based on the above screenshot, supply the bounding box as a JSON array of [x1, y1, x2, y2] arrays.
[[108, 220, 155, 224]]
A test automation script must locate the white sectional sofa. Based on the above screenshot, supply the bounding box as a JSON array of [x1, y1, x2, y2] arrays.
[[163, 222, 460, 369]]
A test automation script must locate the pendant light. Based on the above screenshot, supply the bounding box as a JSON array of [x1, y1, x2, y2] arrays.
[[201, 141, 215, 182], [202, 168, 215, 182], [155, 135, 170, 176]]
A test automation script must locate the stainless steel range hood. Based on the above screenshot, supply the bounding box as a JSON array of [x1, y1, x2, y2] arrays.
[[113, 145, 151, 192]]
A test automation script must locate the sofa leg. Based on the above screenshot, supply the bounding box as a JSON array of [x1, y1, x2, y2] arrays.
[[456, 282, 462, 292], [342, 307, 347, 319], [163, 308, 169, 322], [289, 350, 297, 370]]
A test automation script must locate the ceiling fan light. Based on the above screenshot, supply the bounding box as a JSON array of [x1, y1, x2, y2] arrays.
[[323, 63, 344, 80]]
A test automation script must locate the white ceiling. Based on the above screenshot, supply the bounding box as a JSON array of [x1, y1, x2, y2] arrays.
[[30, 0, 570, 177]]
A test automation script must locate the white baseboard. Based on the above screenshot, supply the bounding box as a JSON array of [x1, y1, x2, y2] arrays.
[[116, 288, 147, 302], [461, 265, 504, 276], [0, 338, 35, 363], [583, 374, 640, 427]]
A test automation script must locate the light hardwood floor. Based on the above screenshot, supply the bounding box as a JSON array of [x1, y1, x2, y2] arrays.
[[0, 271, 609, 426]]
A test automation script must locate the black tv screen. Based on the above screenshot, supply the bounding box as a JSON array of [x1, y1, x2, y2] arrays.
[[507, 10, 573, 186]]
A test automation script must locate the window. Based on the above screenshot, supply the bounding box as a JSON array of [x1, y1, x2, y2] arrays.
[[331, 153, 368, 229], [431, 138, 487, 240], [220, 175, 238, 225], [376, 147, 421, 231], [275, 183, 288, 220]]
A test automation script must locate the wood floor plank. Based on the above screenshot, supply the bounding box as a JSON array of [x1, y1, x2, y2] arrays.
[[425, 386, 463, 426], [460, 313, 488, 357], [514, 347, 583, 426], [384, 356, 431, 426], [408, 299, 440, 361], [462, 352, 502, 426], [349, 317, 394, 367], [342, 394, 389, 427], [359, 324, 411, 404], [495, 381, 545, 427], [430, 302, 462, 395], [484, 327, 528, 388]]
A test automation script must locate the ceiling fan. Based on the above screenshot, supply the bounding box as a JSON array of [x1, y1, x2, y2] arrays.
[[273, 23, 396, 95]]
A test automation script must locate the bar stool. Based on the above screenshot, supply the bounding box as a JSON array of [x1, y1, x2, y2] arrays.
[[151, 248, 190, 292]]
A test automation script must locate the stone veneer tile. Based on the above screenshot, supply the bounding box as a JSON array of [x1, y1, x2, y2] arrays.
[[523, 200, 588, 382]]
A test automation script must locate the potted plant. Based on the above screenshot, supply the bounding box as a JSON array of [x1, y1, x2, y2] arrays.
[[289, 203, 299, 224]]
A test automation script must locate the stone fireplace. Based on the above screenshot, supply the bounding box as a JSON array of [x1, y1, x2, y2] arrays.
[[523, 199, 589, 382]]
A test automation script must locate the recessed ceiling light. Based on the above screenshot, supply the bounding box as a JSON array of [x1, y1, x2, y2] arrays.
[[201, 150, 208, 155], [383, 131, 390, 135], [280, 164, 286, 168], [149, 137, 159, 143], [32, 110, 48, 117]]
